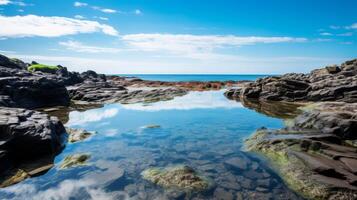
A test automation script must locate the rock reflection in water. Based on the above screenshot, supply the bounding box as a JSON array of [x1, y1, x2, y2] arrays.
[[239, 98, 304, 119]]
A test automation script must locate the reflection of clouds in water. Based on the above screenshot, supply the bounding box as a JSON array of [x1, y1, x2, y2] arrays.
[[103, 129, 119, 137], [66, 108, 119, 126], [1, 160, 129, 200], [122, 91, 242, 111]]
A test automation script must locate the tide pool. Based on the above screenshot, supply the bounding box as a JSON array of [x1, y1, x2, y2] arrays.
[[0, 91, 302, 200]]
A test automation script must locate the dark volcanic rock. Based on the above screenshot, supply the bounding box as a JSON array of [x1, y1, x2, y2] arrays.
[[225, 59, 357, 102], [80, 70, 106, 82], [245, 102, 357, 199], [0, 55, 27, 70], [68, 81, 188, 105], [0, 75, 70, 109], [0, 107, 66, 174]]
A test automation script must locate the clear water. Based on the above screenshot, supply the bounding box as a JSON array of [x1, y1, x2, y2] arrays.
[[0, 91, 302, 200], [117, 74, 270, 82]]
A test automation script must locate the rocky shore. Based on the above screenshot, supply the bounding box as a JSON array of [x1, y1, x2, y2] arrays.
[[0, 54, 240, 187], [226, 59, 357, 199]]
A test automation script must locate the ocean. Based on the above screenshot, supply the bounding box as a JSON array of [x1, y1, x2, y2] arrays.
[[117, 74, 271, 82]]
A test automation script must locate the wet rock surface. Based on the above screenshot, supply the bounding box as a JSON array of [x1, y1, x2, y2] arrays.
[[223, 59, 357, 199], [245, 102, 357, 199], [68, 82, 188, 105], [225, 59, 357, 102], [0, 107, 66, 187]]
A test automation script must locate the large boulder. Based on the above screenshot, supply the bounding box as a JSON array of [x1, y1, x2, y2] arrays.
[[0, 107, 66, 173]]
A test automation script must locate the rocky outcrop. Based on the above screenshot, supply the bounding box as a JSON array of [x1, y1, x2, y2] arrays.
[[0, 107, 66, 186], [225, 59, 357, 103], [109, 75, 241, 91], [68, 81, 188, 105], [244, 102, 357, 199], [0, 54, 27, 70], [0, 74, 70, 109]]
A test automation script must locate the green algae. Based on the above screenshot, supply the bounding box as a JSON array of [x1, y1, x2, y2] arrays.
[[142, 165, 213, 191]]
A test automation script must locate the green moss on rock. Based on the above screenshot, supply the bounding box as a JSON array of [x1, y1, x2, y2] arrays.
[[60, 154, 90, 169], [142, 165, 213, 191], [28, 64, 59, 73]]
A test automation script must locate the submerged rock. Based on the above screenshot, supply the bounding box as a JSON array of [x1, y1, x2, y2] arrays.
[[142, 124, 161, 129], [141, 165, 213, 191], [60, 154, 90, 169], [66, 128, 94, 143], [0, 156, 55, 188]]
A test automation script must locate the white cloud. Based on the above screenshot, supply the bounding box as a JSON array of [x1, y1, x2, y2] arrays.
[[320, 32, 333, 36], [59, 40, 121, 53], [74, 1, 117, 14], [0, 0, 28, 6], [74, 15, 85, 19], [314, 38, 333, 42], [74, 1, 87, 7], [0, 0, 10, 5], [329, 25, 340, 30], [121, 33, 307, 56], [92, 6, 117, 13], [0, 15, 119, 38], [67, 108, 119, 126], [337, 32, 353, 36], [94, 16, 108, 21], [134, 9, 142, 15]]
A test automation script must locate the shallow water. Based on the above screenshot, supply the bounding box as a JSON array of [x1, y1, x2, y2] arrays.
[[0, 91, 303, 200]]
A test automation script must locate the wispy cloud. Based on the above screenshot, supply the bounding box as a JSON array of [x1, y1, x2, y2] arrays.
[[329, 25, 340, 30], [121, 33, 307, 57], [73, 1, 87, 7], [67, 108, 119, 126], [0, 15, 119, 38], [59, 40, 121, 53], [73, 1, 118, 14], [134, 9, 142, 15], [320, 32, 333, 36], [74, 15, 85, 19], [98, 17, 108, 21], [0, 0, 31, 6], [337, 32, 353, 36], [92, 6, 117, 14]]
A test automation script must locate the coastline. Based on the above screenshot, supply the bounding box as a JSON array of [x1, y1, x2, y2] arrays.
[[0, 53, 357, 199]]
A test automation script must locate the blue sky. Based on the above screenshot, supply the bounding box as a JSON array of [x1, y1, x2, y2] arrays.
[[0, 0, 356, 74]]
